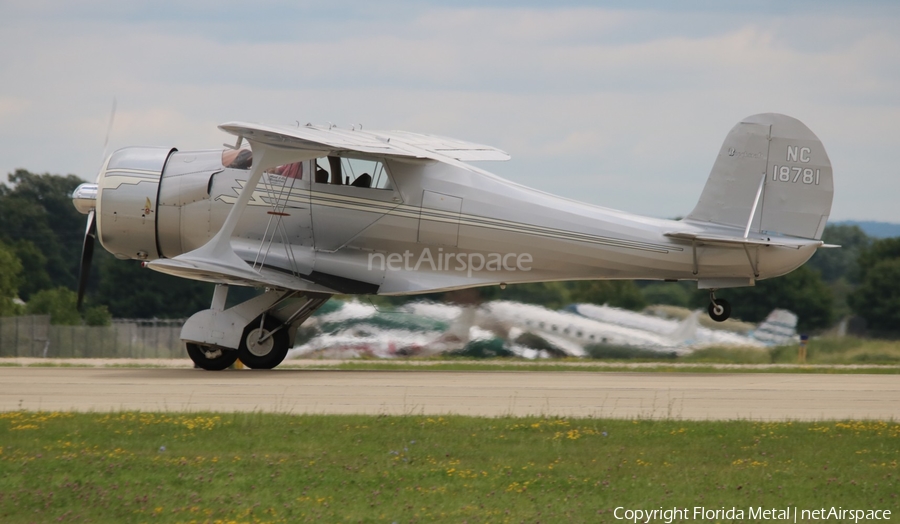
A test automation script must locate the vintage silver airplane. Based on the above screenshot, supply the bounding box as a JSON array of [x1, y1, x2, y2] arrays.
[[71, 113, 834, 370]]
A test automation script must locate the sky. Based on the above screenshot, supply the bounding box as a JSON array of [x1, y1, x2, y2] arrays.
[[1, 1, 898, 221]]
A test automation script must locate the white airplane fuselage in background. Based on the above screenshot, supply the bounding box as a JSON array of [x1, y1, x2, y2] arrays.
[[287, 300, 798, 360]]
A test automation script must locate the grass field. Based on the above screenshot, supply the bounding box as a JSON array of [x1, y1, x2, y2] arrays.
[[0, 412, 897, 523]]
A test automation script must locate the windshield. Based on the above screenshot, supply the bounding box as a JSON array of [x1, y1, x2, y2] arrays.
[[222, 148, 304, 179]]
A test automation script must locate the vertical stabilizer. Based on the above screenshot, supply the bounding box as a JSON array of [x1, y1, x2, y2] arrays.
[[752, 309, 798, 346], [666, 310, 700, 346], [687, 114, 833, 240]]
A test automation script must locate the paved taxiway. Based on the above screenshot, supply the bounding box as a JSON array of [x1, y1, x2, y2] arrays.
[[1, 367, 898, 420]]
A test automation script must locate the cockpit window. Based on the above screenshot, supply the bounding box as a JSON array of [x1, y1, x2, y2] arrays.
[[314, 156, 392, 190], [223, 149, 389, 188], [222, 148, 304, 179]]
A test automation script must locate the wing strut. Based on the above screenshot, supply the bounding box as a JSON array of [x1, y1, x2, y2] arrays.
[[147, 142, 324, 284]]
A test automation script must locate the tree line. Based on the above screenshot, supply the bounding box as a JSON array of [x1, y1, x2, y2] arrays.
[[0, 170, 212, 324], [0, 170, 896, 335]]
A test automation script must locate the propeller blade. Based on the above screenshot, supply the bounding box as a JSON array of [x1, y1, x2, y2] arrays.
[[101, 97, 117, 165], [76, 210, 96, 310]]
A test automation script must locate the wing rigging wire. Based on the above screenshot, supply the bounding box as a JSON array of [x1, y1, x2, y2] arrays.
[[252, 166, 304, 278]]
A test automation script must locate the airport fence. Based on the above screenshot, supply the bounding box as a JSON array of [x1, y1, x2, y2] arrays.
[[0, 316, 186, 359]]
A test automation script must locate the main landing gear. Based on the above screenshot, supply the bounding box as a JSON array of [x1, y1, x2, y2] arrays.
[[182, 285, 328, 371], [186, 342, 238, 371], [238, 315, 291, 370], [707, 290, 731, 322]]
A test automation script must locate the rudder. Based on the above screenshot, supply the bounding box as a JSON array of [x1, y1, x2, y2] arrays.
[[687, 113, 833, 240]]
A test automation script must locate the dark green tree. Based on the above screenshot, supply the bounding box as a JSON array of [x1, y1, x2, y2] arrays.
[[849, 237, 900, 335], [83, 304, 112, 326], [805, 224, 870, 284], [8, 239, 52, 299], [24, 287, 81, 325], [20, 284, 111, 326], [855, 237, 900, 276], [848, 259, 900, 335], [457, 280, 647, 311], [0, 170, 85, 298], [420, 279, 647, 312], [567, 280, 646, 310], [93, 252, 214, 318], [480, 282, 571, 309], [0, 240, 23, 316], [0, 169, 216, 319], [639, 281, 693, 308], [802, 224, 871, 318]]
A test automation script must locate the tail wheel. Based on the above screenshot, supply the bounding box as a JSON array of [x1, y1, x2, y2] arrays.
[[186, 342, 238, 371], [708, 298, 732, 322], [238, 316, 290, 369]]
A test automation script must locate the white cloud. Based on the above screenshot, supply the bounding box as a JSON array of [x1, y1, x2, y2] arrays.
[[0, 3, 897, 220]]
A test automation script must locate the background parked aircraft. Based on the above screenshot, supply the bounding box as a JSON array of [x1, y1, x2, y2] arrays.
[[288, 299, 798, 360]]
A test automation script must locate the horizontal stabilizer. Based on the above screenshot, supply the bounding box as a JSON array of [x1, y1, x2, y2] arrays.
[[664, 231, 824, 249]]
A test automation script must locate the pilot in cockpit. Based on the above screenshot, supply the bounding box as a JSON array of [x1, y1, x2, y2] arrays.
[[222, 148, 252, 169]]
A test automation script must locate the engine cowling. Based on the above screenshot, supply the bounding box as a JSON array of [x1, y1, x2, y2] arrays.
[[74, 147, 233, 261], [95, 146, 176, 260]]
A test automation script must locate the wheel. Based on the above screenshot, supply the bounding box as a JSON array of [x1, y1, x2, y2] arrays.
[[186, 342, 238, 371], [238, 316, 290, 369], [707, 298, 731, 322]]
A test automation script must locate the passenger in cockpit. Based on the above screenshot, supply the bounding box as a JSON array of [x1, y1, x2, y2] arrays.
[[222, 148, 253, 169], [351, 173, 372, 188]]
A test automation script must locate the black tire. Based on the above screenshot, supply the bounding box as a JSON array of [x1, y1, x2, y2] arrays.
[[707, 298, 732, 322], [186, 342, 238, 371], [238, 316, 290, 370]]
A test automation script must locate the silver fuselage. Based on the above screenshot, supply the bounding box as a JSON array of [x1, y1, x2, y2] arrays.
[[95, 148, 813, 295]]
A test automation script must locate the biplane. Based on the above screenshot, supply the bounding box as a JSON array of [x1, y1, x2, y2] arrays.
[[71, 113, 833, 370]]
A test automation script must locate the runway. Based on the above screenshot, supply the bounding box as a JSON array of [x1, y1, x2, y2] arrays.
[[1, 367, 898, 420]]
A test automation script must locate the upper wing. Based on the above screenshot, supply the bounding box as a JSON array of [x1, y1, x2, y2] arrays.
[[218, 122, 511, 163], [373, 130, 511, 162]]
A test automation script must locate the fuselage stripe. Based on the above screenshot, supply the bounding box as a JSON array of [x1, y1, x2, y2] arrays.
[[216, 185, 677, 254]]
